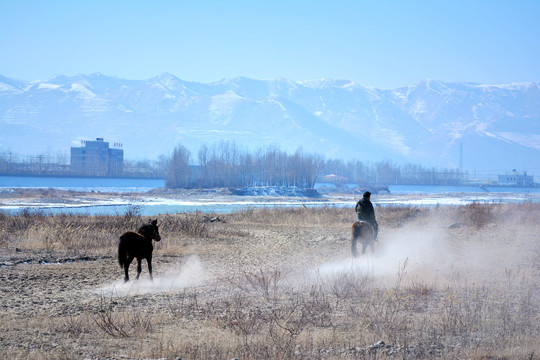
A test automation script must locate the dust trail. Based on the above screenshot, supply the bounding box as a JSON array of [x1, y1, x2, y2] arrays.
[[312, 221, 451, 285], [97, 255, 210, 297]]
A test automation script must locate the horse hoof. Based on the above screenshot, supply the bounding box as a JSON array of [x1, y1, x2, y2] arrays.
[[124, 278, 129, 283]]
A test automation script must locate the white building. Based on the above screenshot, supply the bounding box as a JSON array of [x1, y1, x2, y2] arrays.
[[497, 170, 533, 186], [71, 138, 123, 176]]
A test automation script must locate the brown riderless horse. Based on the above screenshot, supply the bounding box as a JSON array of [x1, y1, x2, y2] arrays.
[[118, 219, 161, 282], [351, 221, 375, 257]]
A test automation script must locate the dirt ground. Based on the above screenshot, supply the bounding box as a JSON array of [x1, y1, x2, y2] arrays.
[[1, 194, 539, 359]]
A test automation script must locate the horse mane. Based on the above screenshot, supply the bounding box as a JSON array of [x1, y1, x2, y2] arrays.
[[138, 219, 158, 237], [138, 223, 152, 235]]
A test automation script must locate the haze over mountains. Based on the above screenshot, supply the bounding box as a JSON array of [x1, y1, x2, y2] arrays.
[[1, 73, 539, 178]]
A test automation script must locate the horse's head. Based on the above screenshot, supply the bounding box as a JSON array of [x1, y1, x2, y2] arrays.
[[148, 219, 161, 241], [139, 219, 161, 241]]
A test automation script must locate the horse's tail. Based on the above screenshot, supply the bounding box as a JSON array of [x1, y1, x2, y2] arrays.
[[118, 234, 127, 268]]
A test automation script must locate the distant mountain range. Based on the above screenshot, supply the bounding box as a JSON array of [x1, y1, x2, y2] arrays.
[[1, 73, 539, 177]]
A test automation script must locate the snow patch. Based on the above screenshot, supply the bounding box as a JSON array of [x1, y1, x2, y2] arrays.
[[370, 127, 410, 155], [209, 90, 244, 115], [70, 83, 96, 98], [411, 100, 427, 115], [38, 83, 63, 90]]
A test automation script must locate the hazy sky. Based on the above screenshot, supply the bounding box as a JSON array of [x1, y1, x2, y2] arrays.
[[1, 0, 539, 88]]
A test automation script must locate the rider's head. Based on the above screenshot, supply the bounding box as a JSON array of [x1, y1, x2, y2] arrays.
[[363, 191, 371, 199]]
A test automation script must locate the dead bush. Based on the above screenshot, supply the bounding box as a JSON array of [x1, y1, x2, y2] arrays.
[[461, 202, 495, 229], [377, 205, 425, 228]]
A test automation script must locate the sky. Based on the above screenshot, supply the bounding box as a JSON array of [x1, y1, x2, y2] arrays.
[[1, 0, 540, 89]]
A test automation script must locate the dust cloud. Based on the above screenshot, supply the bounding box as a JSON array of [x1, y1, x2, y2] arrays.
[[313, 221, 449, 283], [311, 215, 535, 288], [97, 255, 210, 297]]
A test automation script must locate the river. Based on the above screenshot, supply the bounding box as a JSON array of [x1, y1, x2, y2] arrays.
[[1, 176, 538, 215]]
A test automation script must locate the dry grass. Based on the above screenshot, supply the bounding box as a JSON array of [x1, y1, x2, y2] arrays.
[[0, 202, 539, 359]]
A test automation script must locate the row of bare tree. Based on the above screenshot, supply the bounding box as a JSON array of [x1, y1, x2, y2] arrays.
[[165, 141, 464, 188], [166, 142, 323, 188]]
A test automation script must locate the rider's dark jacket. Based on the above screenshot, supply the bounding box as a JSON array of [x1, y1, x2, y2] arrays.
[[355, 196, 376, 225]]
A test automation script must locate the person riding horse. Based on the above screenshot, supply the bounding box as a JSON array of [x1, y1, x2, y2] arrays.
[[355, 191, 378, 240]]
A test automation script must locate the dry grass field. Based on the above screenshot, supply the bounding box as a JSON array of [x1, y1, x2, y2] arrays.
[[0, 201, 539, 359]]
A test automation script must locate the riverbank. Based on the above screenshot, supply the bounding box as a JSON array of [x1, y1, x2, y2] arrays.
[[1, 186, 540, 216]]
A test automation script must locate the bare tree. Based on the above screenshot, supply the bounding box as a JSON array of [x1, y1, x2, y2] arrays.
[[198, 144, 210, 187], [166, 144, 192, 188]]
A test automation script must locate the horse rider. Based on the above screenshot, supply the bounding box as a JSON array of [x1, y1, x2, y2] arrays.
[[355, 191, 379, 240]]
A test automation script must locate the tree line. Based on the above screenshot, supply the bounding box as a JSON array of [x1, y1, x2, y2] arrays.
[[165, 141, 464, 188], [0, 143, 464, 187], [166, 142, 323, 188]]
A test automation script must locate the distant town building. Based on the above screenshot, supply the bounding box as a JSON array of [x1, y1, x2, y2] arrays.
[[497, 170, 533, 186], [320, 174, 348, 185], [70, 138, 123, 176]]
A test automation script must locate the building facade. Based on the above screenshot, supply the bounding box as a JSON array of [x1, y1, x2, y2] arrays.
[[71, 138, 123, 176], [497, 170, 534, 186]]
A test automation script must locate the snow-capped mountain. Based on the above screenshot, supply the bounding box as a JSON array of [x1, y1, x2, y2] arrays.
[[1, 73, 539, 175]]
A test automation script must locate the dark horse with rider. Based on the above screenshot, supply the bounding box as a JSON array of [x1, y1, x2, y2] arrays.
[[351, 191, 378, 257]]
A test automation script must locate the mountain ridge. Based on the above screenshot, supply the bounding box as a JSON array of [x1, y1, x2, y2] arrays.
[[1, 73, 539, 177]]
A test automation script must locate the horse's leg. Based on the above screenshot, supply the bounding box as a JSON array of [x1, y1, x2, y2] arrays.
[[136, 258, 142, 280], [352, 236, 359, 257], [351, 223, 360, 257], [368, 224, 376, 253], [124, 256, 134, 282], [362, 241, 368, 255], [147, 256, 153, 281]]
